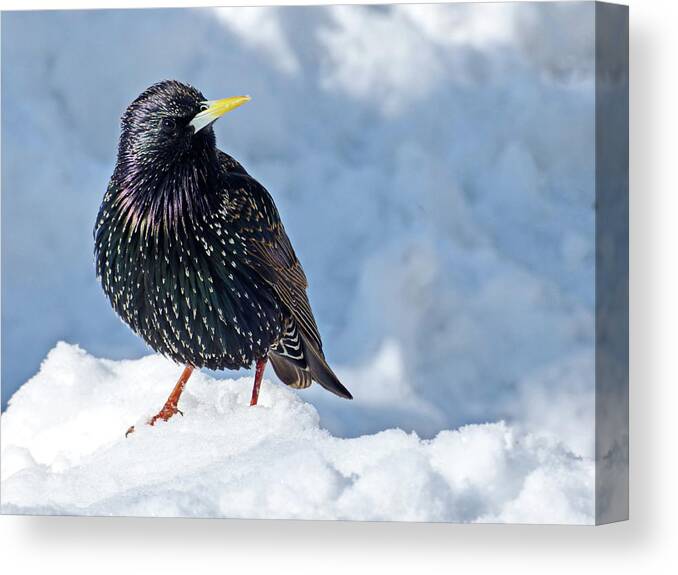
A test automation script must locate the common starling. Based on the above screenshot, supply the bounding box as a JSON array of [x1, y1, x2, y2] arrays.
[[94, 80, 351, 432]]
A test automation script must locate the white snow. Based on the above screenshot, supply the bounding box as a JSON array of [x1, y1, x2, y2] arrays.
[[1, 343, 593, 523]]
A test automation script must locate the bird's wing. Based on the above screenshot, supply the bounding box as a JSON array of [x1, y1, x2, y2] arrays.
[[218, 169, 352, 400], [218, 171, 324, 352]]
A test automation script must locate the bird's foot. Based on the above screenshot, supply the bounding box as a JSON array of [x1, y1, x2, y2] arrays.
[[124, 404, 183, 437], [124, 365, 194, 437], [148, 403, 184, 427]]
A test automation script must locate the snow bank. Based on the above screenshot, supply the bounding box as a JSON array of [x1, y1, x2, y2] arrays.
[[1, 344, 593, 523]]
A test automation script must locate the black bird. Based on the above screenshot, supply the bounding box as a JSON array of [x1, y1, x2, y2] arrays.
[[94, 80, 351, 431]]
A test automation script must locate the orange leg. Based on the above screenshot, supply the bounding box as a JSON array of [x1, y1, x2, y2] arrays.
[[249, 357, 268, 406], [126, 365, 194, 436]]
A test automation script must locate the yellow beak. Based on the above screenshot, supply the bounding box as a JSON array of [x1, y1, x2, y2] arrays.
[[190, 95, 251, 133]]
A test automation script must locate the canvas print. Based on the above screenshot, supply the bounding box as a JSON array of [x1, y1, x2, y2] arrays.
[[0, 2, 628, 524]]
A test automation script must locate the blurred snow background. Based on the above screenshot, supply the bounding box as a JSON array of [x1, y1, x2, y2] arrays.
[[1, 4, 595, 459]]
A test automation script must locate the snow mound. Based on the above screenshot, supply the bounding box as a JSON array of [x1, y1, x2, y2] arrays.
[[1, 344, 593, 523]]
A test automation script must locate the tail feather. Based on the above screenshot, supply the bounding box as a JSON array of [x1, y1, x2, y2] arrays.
[[269, 352, 312, 389], [300, 336, 352, 400], [268, 323, 352, 400]]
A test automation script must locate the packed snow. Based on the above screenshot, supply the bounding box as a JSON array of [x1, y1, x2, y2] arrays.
[[1, 343, 594, 523]]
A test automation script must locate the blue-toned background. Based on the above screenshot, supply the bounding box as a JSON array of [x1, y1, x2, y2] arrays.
[[1, 3, 595, 453]]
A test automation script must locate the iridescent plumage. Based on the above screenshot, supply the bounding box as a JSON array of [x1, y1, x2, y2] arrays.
[[94, 81, 351, 423]]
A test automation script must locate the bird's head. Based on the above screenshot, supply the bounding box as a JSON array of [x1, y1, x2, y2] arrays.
[[118, 80, 250, 169]]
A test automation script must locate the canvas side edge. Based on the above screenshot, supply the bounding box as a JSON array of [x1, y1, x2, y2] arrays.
[[594, 1, 629, 526]]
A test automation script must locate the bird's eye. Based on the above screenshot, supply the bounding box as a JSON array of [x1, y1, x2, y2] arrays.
[[160, 117, 176, 131], [199, 103, 209, 112]]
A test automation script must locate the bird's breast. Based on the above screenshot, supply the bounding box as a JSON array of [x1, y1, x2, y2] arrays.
[[95, 194, 284, 370]]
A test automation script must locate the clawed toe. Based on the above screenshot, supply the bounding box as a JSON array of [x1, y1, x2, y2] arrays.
[[148, 405, 183, 427], [124, 406, 183, 437]]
